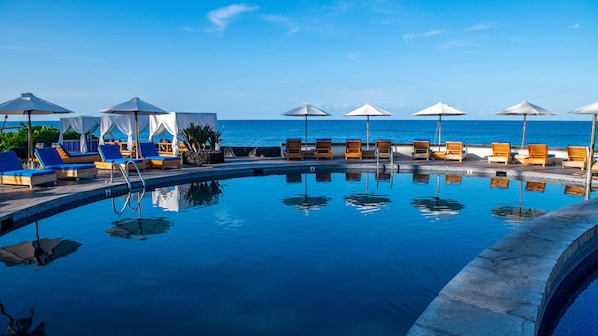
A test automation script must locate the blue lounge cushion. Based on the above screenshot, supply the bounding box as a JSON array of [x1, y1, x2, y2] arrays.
[[1, 169, 55, 177], [98, 144, 124, 160], [0, 151, 25, 172], [35, 147, 96, 171], [139, 142, 179, 161]]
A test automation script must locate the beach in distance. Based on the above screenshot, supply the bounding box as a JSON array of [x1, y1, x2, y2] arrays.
[[3, 119, 592, 149]]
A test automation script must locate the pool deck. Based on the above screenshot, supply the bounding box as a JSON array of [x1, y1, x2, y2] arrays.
[[1, 155, 598, 335]]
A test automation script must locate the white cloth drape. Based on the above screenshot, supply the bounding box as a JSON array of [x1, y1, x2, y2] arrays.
[[99, 115, 149, 154], [58, 116, 100, 152], [148, 112, 218, 155]]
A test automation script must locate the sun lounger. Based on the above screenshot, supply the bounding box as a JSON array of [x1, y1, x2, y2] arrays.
[[523, 144, 556, 167], [315, 139, 333, 160], [412, 140, 430, 160], [285, 139, 304, 160], [488, 142, 513, 165], [490, 177, 509, 189], [139, 142, 181, 169], [34, 147, 97, 181], [96, 144, 146, 171], [375, 140, 392, 160], [561, 145, 588, 170], [52, 143, 100, 164], [444, 141, 467, 162], [0, 151, 56, 189], [445, 174, 462, 184], [345, 139, 362, 160], [564, 184, 585, 196]]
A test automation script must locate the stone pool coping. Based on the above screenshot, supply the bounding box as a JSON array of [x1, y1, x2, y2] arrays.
[[0, 156, 596, 335]]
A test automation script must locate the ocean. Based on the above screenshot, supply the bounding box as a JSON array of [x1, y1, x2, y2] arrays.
[[1, 119, 592, 148]]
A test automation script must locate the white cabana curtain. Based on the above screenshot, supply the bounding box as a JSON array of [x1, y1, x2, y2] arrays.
[[58, 116, 100, 152], [99, 114, 149, 154], [148, 112, 218, 155]]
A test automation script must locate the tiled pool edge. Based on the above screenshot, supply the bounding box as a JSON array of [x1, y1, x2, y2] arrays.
[[406, 197, 598, 336]]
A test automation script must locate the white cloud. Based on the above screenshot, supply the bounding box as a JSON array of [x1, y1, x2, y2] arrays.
[[403, 29, 446, 41], [346, 52, 358, 61], [441, 39, 473, 49], [207, 3, 259, 32], [464, 21, 500, 31], [566, 23, 581, 29], [263, 15, 300, 36]]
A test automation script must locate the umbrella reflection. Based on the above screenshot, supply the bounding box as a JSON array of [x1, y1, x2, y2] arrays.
[[282, 173, 331, 215], [0, 221, 81, 268], [106, 216, 173, 240], [411, 174, 464, 220], [491, 180, 546, 224], [345, 173, 391, 215]]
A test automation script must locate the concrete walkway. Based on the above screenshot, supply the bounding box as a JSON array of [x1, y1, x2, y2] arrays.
[[1, 155, 597, 335]]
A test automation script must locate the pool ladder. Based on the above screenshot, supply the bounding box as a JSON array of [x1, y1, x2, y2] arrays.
[[109, 160, 146, 216]]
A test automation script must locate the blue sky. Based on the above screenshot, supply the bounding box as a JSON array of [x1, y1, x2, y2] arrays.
[[1, 0, 597, 120]]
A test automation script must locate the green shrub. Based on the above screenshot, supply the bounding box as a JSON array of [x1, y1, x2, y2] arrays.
[[0, 123, 60, 152]]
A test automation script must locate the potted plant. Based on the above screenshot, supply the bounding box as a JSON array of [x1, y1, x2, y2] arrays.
[[179, 123, 224, 164]]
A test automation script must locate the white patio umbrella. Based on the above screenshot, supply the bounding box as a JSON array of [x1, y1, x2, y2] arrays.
[[496, 101, 556, 149], [345, 103, 393, 150], [100, 97, 168, 159], [412, 102, 467, 150], [570, 101, 598, 199], [0, 93, 73, 168], [282, 103, 331, 150]]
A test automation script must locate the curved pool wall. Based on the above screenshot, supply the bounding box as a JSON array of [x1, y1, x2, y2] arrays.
[[1, 159, 597, 335]]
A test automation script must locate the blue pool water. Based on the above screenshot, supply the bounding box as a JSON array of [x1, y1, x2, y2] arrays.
[[0, 172, 586, 335]]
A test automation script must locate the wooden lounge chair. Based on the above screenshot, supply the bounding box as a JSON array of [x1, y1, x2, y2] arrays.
[[0, 151, 56, 189], [375, 139, 392, 160], [445, 174, 462, 184], [285, 139, 304, 160], [523, 144, 556, 167], [95, 144, 146, 171], [315, 139, 333, 160], [564, 184, 585, 196], [488, 143, 513, 165], [34, 147, 97, 181], [561, 145, 588, 170], [139, 142, 181, 169], [412, 140, 430, 160], [444, 141, 467, 162], [345, 139, 362, 160], [52, 143, 100, 164]]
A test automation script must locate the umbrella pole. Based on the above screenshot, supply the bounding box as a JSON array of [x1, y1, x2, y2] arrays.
[[304, 115, 308, 151], [584, 114, 596, 199], [135, 112, 140, 159], [521, 115, 527, 150], [438, 115, 442, 151], [366, 116, 370, 150], [27, 111, 33, 169]]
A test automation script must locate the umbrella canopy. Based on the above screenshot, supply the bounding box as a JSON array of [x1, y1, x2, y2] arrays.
[[282, 173, 331, 215], [100, 97, 168, 159], [345, 103, 393, 150], [282, 103, 331, 150], [496, 101, 556, 149], [0, 222, 81, 268], [106, 216, 173, 240], [569, 101, 598, 199], [0, 93, 73, 168], [412, 102, 467, 148]]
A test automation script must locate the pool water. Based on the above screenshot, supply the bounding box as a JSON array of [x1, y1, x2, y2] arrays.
[[0, 172, 585, 335]]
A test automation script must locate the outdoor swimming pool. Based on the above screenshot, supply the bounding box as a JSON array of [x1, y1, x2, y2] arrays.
[[0, 172, 586, 335]]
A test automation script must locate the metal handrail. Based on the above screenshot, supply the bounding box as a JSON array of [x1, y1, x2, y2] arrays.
[[109, 160, 146, 216]]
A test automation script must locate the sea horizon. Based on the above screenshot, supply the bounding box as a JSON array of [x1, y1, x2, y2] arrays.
[[1, 119, 593, 149]]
